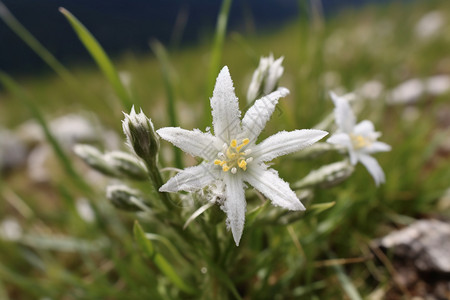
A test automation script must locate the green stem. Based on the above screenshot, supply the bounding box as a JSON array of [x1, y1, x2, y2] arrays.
[[145, 161, 173, 210]]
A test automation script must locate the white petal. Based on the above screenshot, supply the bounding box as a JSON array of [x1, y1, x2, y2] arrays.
[[358, 154, 386, 186], [330, 91, 355, 133], [159, 164, 219, 192], [242, 88, 289, 142], [253, 129, 328, 162], [364, 141, 392, 154], [223, 174, 246, 246], [354, 120, 375, 135], [263, 56, 284, 94], [327, 133, 358, 165], [244, 165, 304, 211], [327, 132, 351, 146], [211, 66, 242, 142], [157, 127, 220, 160]]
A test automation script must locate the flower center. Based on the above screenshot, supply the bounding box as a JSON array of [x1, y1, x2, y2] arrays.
[[350, 134, 372, 150], [214, 138, 253, 174]]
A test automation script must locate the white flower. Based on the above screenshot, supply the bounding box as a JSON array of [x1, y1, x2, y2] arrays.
[[157, 66, 327, 245], [327, 92, 391, 186], [247, 54, 284, 103], [415, 11, 444, 39]]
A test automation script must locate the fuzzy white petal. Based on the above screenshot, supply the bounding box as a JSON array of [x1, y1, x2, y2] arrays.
[[223, 174, 246, 246], [330, 91, 355, 133], [245, 165, 304, 211], [263, 56, 284, 95], [327, 133, 358, 164], [253, 129, 328, 162], [159, 164, 219, 192], [353, 120, 376, 136], [363, 141, 392, 154], [211, 66, 242, 142], [327, 132, 351, 146], [358, 154, 386, 186], [157, 127, 219, 160], [242, 88, 289, 142]]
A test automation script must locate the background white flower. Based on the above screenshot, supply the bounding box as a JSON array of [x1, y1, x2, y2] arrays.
[[157, 66, 327, 245], [327, 92, 391, 186], [246, 54, 284, 104]]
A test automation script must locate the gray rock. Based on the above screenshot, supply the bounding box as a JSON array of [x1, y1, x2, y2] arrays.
[[379, 219, 450, 273]]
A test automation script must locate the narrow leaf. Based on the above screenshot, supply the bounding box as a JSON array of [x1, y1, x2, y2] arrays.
[[183, 202, 214, 229], [150, 40, 183, 169], [308, 201, 336, 214], [59, 7, 133, 109], [133, 221, 196, 294], [0, 1, 76, 85], [328, 251, 363, 300]]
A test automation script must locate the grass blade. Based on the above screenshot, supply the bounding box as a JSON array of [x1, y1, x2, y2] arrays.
[[328, 251, 362, 300], [204, 0, 232, 125], [150, 40, 183, 169], [59, 7, 133, 110], [0, 72, 92, 193], [133, 221, 196, 295], [0, 2, 76, 85]]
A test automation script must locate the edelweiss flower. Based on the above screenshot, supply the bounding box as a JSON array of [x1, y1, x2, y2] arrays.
[[157, 66, 327, 245], [327, 92, 391, 186], [247, 54, 284, 103]]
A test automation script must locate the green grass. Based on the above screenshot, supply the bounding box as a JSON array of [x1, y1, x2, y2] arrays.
[[1, 0, 450, 299]]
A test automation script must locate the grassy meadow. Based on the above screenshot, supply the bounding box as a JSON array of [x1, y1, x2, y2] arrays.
[[1, 0, 450, 299]]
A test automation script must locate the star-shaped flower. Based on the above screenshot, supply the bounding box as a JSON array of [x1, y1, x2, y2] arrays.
[[327, 92, 391, 186], [157, 66, 327, 245]]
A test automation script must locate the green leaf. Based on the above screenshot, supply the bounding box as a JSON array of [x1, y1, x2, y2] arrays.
[[328, 251, 362, 300], [59, 7, 133, 110], [150, 40, 183, 169], [0, 1, 76, 86], [133, 221, 196, 294], [308, 201, 336, 214]]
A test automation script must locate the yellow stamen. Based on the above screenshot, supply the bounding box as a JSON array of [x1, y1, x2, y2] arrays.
[[238, 159, 247, 171], [215, 137, 253, 174], [236, 138, 250, 151], [350, 134, 371, 149], [226, 148, 237, 159]]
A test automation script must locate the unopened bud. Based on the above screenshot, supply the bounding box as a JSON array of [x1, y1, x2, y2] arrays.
[[247, 54, 284, 103], [106, 185, 149, 212], [293, 161, 354, 189], [104, 151, 148, 181], [122, 106, 159, 164], [74, 144, 119, 177]]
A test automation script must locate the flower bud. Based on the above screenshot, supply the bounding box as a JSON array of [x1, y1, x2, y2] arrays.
[[104, 151, 148, 181], [122, 106, 159, 164], [247, 54, 284, 104], [106, 184, 149, 212], [292, 161, 354, 189], [74, 144, 119, 177]]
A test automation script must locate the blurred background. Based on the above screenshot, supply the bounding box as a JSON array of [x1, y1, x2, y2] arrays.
[[1, 0, 392, 74], [1, 0, 450, 299]]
